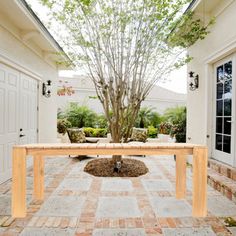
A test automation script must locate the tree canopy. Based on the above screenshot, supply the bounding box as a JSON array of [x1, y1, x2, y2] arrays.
[[37, 0, 212, 143]]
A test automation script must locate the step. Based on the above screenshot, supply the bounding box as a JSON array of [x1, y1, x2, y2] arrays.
[[208, 168, 236, 203], [208, 159, 236, 181]]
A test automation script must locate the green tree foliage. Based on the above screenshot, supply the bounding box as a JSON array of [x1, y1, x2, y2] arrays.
[[163, 106, 186, 125], [135, 107, 162, 128], [37, 0, 212, 148], [96, 114, 108, 128]]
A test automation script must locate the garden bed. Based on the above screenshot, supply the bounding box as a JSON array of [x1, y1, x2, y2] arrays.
[[84, 158, 148, 177]]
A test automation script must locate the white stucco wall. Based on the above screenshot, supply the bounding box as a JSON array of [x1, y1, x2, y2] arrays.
[[187, 0, 236, 150], [0, 22, 58, 142], [57, 75, 186, 115]]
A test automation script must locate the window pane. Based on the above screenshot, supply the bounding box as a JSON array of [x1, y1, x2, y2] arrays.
[[223, 79, 232, 99], [224, 118, 231, 135], [217, 65, 224, 82], [224, 99, 231, 116], [224, 61, 232, 80], [217, 83, 223, 99], [223, 135, 231, 154], [215, 134, 222, 151], [216, 100, 223, 116], [216, 117, 223, 133]]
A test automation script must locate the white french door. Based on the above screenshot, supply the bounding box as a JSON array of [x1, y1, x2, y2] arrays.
[[0, 63, 38, 184], [213, 56, 235, 166]]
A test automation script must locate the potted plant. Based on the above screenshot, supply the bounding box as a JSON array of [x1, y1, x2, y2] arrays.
[[158, 122, 172, 142], [57, 119, 72, 143]]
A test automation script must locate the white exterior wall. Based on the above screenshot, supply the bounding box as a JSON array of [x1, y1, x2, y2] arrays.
[[57, 76, 186, 114], [187, 0, 236, 151], [0, 22, 58, 142]]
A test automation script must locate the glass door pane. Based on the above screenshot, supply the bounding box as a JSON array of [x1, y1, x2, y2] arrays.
[[215, 61, 232, 154]]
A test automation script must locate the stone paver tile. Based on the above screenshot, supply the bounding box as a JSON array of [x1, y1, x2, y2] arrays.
[[55, 178, 92, 192], [208, 195, 236, 216], [44, 217, 56, 227], [101, 179, 133, 192], [19, 227, 76, 236], [27, 217, 39, 227], [228, 227, 236, 235], [0, 195, 31, 216], [36, 196, 86, 217], [142, 180, 174, 191], [150, 197, 192, 217], [96, 197, 142, 218], [69, 217, 78, 228], [92, 229, 146, 236], [162, 227, 216, 236]]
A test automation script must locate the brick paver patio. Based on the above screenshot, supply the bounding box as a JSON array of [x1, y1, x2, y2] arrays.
[[0, 155, 236, 235]]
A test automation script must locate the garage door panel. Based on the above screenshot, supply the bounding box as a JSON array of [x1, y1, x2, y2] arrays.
[[6, 141, 16, 169], [8, 73, 18, 87], [8, 90, 17, 133], [0, 69, 5, 83], [0, 63, 38, 184], [23, 78, 29, 90], [0, 88, 5, 134], [21, 94, 29, 130], [0, 144, 4, 172]]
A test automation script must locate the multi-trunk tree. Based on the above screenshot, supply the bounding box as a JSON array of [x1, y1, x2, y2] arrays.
[[38, 0, 213, 163]]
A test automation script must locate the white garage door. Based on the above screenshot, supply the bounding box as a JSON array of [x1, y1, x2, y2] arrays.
[[0, 63, 38, 184]]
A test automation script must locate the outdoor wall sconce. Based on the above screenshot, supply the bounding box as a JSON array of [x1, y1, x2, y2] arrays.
[[189, 71, 199, 91], [42, 80, 52, 98]]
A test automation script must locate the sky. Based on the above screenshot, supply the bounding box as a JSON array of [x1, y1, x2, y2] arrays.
[[28, 0, 187, 94]]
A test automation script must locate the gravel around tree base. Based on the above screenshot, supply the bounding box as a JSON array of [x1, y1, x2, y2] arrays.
[[84, 158, 149, 177]]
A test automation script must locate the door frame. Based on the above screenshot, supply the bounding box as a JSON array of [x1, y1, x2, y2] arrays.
[[212, 54, 236, 166]]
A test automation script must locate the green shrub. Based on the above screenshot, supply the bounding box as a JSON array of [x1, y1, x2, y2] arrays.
[[83, 127, 108, 137], [135, 107, 162, 128], [147, 126, 157, 138], [64, 103, 97, 128], [96, 114, 108, 128], [166, 107, 186, 143], [57, 119, 72, 134], [92, 128, 108, 137], [83, 127, 94, 137], [175, 133, 186, 143]]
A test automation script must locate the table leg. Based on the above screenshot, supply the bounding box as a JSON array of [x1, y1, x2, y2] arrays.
[[33, 155, 44, 200], [12, 147, 27, 218], [192, 147, 208, 217], [176, 153, 186, 199]]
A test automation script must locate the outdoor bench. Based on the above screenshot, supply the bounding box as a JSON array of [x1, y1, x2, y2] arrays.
[[11, 143, 208, 218]]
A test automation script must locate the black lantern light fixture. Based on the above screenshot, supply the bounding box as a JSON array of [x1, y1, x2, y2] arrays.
[[189, 71, 199, 91], [42, 80, 52, 98]]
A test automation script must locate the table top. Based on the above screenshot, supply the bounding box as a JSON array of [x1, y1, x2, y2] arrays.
[[14, 143, 207, 149]]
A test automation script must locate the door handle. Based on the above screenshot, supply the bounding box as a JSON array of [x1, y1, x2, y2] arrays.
[[19, 134, 26, 138]]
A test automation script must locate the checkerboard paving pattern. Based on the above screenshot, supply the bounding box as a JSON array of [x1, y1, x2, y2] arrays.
[[0, 155, 235, 235]]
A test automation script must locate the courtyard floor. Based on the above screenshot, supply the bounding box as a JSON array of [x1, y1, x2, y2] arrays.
[[0, 155, 236, 236]]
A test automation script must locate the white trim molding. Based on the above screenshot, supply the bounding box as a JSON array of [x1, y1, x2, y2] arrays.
[[205, 37, 236, 64], [0, 53, 42, 81]]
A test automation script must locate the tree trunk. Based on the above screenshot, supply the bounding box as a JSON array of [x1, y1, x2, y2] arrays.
[[110, 122, 122, 164]]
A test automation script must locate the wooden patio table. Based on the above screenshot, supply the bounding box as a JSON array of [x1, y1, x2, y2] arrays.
[[11, 143, 208, 218]]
